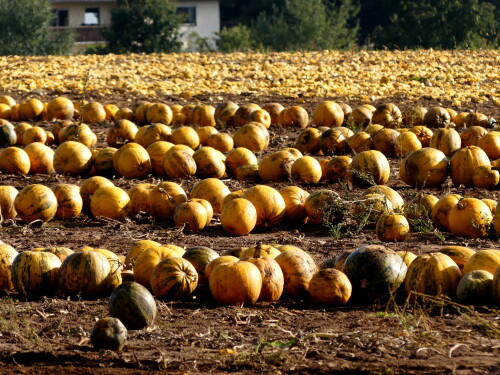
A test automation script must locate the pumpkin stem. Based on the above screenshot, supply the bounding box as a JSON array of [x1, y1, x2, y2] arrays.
[[254, 242, 263, 259]]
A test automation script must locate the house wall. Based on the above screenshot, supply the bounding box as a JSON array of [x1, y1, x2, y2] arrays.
[[52, 2, 114, 27], [178, 1, 220, 50]]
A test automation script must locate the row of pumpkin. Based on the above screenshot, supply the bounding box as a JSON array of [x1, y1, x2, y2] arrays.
[[1, 239, 499, 309], [1, 176, 500, 239]]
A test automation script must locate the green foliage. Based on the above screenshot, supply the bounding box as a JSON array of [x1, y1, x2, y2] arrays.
[[251, 0, 360, 51], [373, 0, 499, 49], [217, 24, 255, 52], [102, 0, 183, 54], [0, 0, 74, 55]]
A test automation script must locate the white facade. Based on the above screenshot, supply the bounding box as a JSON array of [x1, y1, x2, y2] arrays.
[[49, 0, 220, 51]]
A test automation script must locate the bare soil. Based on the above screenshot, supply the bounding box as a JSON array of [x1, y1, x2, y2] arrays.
[[0, 91, 499, 374]]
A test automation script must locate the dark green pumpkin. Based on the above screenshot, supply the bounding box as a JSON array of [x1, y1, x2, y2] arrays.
[[0, 124, 16, 147], [109, 281, 157, 330], [343, 244, 407, 303], [182, 246, 219, 285], [90, 317, 127, 351], [456, 270, 493, 306]]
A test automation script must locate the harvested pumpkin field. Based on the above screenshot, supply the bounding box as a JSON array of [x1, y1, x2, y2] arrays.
[[0, 50, 499, 374]]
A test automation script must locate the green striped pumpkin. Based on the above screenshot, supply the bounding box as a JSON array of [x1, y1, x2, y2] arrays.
[[14, 184, 58, 223]]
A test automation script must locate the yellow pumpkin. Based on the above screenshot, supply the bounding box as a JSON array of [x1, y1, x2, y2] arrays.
[[115, 144, 152, 179], [431, 193, 462, 231], [376, 213, 410, 242], [163, 150, 197, 179], [347, 131, 373, 153], [448, 198, 492, 238], [325, 156, 352, 182], [304, 189, 344, 225], [18, 98, 44, 121], [52, 184, 83, 220], [395, 131, 422, 156], [80, 176, 115, 215], [275, 250, 317, 297], [243, 185, 286, 229], [206, 132, 234, 153], [294, 128, 322, 155], [53, 141, 93, 176], [233, 122, 269, 151], [225, 147, 258, 177], [372, 128, 400, 157], [173, 201, 208, 232], [148, 181, 187, 221], [145, 102, 173, 125], [429, 128, 461, 157], [278, 106, 309, 128], [0, 185, 18, 220], [423, 106, 451, 128], [248, 108, 271, 128], [291, 156, 322, 183], [0, 244, 18, 292], [312, 101, 344, 127], [24, 143, 55, 174], [146, 140, 174, 176], [232, 103, 261, 127], [349, 150, 390, 186], [128, 183, 155, 218], [438, 246, 476, 275], [133, 246, 179, 290], [46, 97, 74, 121], [214, 101, 239, 128], [279, 186, 310, 224], [462, 249, 500, 275], [220, 198, 257, 236], [193, 146, 226, 179], [258, 150, 296, 182], [450, 146, 490, 187], [399, 147, 449, 188], [371, 103, 402, 128], [134, 123, 171, 148], [81, 102, 106, 124], [308, 268, 352, 305], [477, 131, 500, 160], [189, 104, 216, 127], [473, 165, 500, 189], [195, 125, 218, 146], [124, 240, 162, 270], [170, 126, 200, 149], [90, 185, 130, 221], [150, 257, 198, 299], [0, 147, 30, 175], [106, 119, 138, 147], [14, 184, 58, 223], [460, 126, 487, 147], [189, 178, 230, 214], [22, 126, 47, 146]]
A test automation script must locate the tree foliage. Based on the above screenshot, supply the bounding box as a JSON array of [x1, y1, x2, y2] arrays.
[[102, 0, 183, 54], [0, 0, 74, 56], [250, 0, 360, 51]]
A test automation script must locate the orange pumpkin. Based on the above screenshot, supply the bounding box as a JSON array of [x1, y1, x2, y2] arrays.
[[279, 186, 310, 224], [133, 246, 179, 290], [18, 98, 44, 121], [319, 128, 347, 155], [450, 146, 490, 187], [173, 201, 208, 232], [438, 246, 476, 275], [312, 101, 344, 128], [148, 181, 187, 221], [308, 268, 352, 305], [278, 106, 309, 128], [53, 141, 93, 176], [22, 126, 47, 146], [431, 193, 462, 231], [204, 255, 239, 281], [258, 150, 296, 182], [462, 249, 500, 275], [448, 198, 492, 238], [24, 143, 55, 175], [376, 213, 410, 242], [0, 147, 30, 175], [225, 147, 258, 177]]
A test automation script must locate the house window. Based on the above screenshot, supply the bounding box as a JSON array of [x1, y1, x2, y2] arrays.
[[177, 5, 196, 25], [52, 9, 69, 27], [84, 7, 100, 25]]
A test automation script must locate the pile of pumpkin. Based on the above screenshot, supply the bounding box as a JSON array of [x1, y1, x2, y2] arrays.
[[1, 240, 499, 309]]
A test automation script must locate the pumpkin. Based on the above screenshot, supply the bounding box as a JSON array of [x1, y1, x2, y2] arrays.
[[225, 147, 258, 177], [294, 128, 321, 155], [350, 106, 373, 127], [104, 104, 120, 121], [408, 125, 433, 147], [473, 165, 500, 189], [481, 198, 497, 214], [405, 193, 439, 221], [148, 181, 187, 221], [233, 103, 261, 127], [57, 123, 96, 147], [464, 112, 490, 128], [240, 244, 281, 259], [343, 244, 407, 302], [423, 106, 451, 128], [58, 250, 112, 298], [144, 102, 172, 125], [477, 131, 500, 160], [88, 248, 123, 291], [431, 193, 462, 231], [236, 164, 260, 181], [258, 150, 296, 182], [81, 102, 106, 124], [220, 198, 257, 236], [319, 128, 347, 155], [279, 186, 309, 224], [395, 131, 422, 156], [428, 128, 461, 157], [262, 102, 284, 126], [448, 198, 492, 238], [347, 131, 373, 153], [109, 281, 157, 330], [18, 98, 44, 121], [90, 185, 130, 221], [248, 108, 272, 128], [46, 97, 74, 121], [274, 250, 317, 297], [0, 95, 15, 107], [0, 123, 16, 148], [114, 108, 134, 121], [456, 270, 493, 306], [352, 193, 393, 228], [462, 249, 500, 275], [214, 101, 239, 127], [233, 122, 269, 151], [24, 143, 55, 174], [209, 261, 262, 305], [52, 184, 82, 220], [242, 244, 284, 302], [14, 122, 31, 145], [450, 146, 490, 187], [90, 147, 116, 177], [0, 147, 30, 175], [193, 146, 226, 179], [190, 178, 230, 214], [133, 101, 152, 124], [304, 189, 344, 225], [22, 126, 47, 146], [90, 317, 127, 352], [127, 183, 155, 218], [363, 185, 405, 213], [312, 101, 344, 127], [14, 184, 58, 223], [404, 252, 461, 301], [173, 201, 208, 232], [150, 257, 198, 300], [80, 176, 114, 215], [0, 185, 18, 220], [106, 119, 138, 147], [133, 246, 179, 289], [189, 198, 213, 226], [349, 150, 390, 186], [371, 103, 402, 128], [243, 185, 286, 229], [135, 123, 171, 148], [11, 251, 61, 299], [189, 104, 216, 127], [376, 213, 410, 242], [53, 141, 93, 176], [183, 246, 219, 286], [278, 106, 309, 128], [206, 132, 234, 153], [42, 247, 74, 263], [170, 126, 200, 149], [162, 150, 196, 179], [0, 244, 18, 292], [460, 126, 488, 147], [324, 156, 352, 182], [163, 143, 195, 159], [372, 128, 400, 157], [115, 144, 152, 179], [308, 268, 352, 305], [124, 240, 162, 271], [205, 255, 239, 281], [146, 141, 174, 176], [403, 106, 427, 127], [399, 148, 449, 188]]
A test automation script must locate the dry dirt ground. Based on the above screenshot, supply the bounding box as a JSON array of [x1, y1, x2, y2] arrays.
[[0, 91, 499, 374]]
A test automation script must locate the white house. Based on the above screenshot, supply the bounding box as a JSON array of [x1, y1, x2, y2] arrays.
[[49, 0, 220, 51]]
